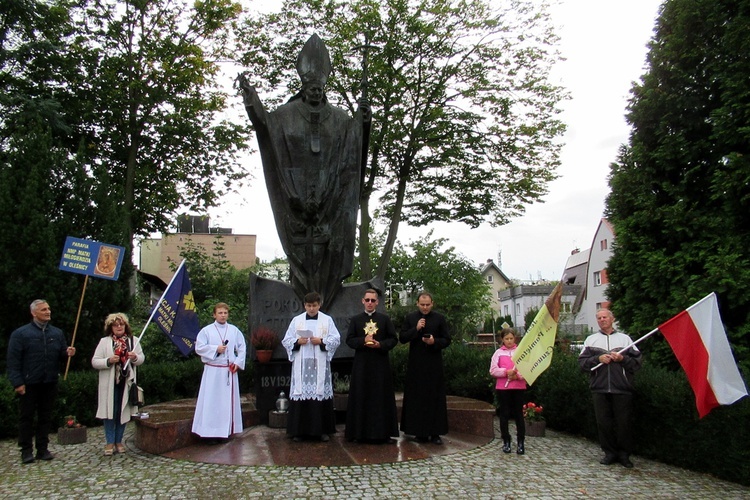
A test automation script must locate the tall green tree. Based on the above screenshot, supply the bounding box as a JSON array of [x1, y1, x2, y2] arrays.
[[605, 0, 750, 370], [236, 0, 565, 281], [386, 232, 490, 339], [0, 0, 128, 369], [0, 0, 254, 368], [71, 0, 251, 244]]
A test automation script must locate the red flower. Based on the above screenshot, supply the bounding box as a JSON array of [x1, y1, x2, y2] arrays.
[[522, 402, 545, 422], [67, 419, 75, 427]]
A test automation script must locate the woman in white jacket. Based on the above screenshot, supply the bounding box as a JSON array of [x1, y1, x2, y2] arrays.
[[91, 313, 145, 455]]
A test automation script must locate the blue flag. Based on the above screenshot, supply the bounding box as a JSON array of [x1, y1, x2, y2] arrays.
[[152, 262, 200, 356]]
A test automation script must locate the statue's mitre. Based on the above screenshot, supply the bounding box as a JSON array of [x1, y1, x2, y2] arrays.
[[296, 34, 331, 86]]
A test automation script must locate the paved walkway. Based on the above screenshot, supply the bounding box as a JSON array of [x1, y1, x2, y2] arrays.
[[1, 422, 747, 499]]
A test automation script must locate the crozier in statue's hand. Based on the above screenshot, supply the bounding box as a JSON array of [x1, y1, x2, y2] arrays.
[[358, 97, 372, 122]]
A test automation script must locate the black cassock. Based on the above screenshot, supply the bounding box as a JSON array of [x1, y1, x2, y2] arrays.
[[345, 311, 399, 441], [399, 310, 452, 437]]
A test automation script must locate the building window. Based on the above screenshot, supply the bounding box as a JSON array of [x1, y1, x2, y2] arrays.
[[497, 291, 502, 299], [487, 275, 493, 283], [600, 239, 608, 251], [516, 303, 521, 317], [562, 302, 571, 313], [594, 271, 602, 286], [503, 305, 509, 316]]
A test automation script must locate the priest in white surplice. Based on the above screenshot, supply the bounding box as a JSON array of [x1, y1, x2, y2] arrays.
[[282, 292, 340, 441], [192, 302, 246, 440]]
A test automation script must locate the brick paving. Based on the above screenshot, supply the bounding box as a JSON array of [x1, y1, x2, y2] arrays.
[[0, 422, 747, 499]]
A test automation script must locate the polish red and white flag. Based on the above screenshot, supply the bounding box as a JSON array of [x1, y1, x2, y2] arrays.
[[658, 293, 748, 418]]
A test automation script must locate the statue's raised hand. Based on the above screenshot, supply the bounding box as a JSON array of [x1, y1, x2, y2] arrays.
[[236, 71, 255, 95]]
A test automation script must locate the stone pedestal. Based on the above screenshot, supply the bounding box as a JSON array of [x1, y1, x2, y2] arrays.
[[248, 275, 380, 424], [254, 361, 291, 425], [268, 411, 288, 428], [248, 274, 386, 362]]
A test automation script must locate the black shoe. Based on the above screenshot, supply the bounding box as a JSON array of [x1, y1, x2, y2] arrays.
[[502, 440, 511, 453], [292, 436, 302, 442], [415, 436, 428, 443], [320, 434, 329, 442], [36, 450, 54, 461], [600, 454, 617, 465], [430, 436, 443, 445], [619, 455, 634, 468], [516, 441, 525, 455], [21, 451, 34, 464]]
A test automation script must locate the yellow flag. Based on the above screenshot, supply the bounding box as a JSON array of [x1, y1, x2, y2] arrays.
[[512, 283, 563, 385]]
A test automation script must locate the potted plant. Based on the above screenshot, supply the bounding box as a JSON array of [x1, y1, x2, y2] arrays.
[[57, 415, 87, 445], [522, 401, 546, 437], [251, 326, 279, 363], [333, 376, 350, 412]]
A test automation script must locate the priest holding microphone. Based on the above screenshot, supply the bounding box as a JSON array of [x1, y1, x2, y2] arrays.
[[399, 292, 451, 444]]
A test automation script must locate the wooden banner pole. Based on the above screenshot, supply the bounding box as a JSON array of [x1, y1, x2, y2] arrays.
[[64, 274, 88, 380]]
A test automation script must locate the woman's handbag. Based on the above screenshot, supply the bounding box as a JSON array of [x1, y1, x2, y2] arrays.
[[129, 383, 144, 407]]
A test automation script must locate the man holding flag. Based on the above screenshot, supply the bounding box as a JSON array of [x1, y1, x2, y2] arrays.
[[578, 309, 642, 468]]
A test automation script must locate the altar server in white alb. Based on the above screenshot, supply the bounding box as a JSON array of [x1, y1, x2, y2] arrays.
[[282, 292, 340, 442], [192, 302, 246, 441]]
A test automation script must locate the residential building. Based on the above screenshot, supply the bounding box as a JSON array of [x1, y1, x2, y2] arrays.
[[498, 283, 582, 334], [139, 215, 257, 286], [562, 247, 589, 321], [575, 218, 615, 332], [480, 258, 512, 311]]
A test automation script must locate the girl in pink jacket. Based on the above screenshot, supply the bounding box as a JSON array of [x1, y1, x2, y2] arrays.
[[489, 328, 527, 454]]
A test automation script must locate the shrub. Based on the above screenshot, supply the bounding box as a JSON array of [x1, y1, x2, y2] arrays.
[[533, 346, 596, 438], [0, 377, 19, 438], [632, 363, 750, 485], [56, 370, 98, 428], [138, 358, 205, 402], [531, 346, 750, 486], [442, 343, 495, 402]]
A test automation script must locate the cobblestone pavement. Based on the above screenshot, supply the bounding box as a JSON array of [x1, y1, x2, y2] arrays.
[[0, 423, 747, 499]]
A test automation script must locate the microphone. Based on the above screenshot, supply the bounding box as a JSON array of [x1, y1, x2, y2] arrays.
[[223, 340, 229, 346], [420, 314, 430, 338]]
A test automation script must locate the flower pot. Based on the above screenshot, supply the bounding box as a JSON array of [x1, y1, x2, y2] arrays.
[[524, 420, 546, 437], [57, 426, 87, 445], [256, 350, 273, 363], [333, 393, 349, 412]]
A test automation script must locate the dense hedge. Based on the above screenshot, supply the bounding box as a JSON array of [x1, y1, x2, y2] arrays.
[[1, 343, 747, 486], [531, 346, 750, 487], [0, 359, 255, 438]]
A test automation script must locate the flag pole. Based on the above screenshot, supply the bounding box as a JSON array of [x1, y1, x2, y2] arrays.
[[590, 326, 659, 371], [63, 275, 89, 380], [124, 259, 187, 370]]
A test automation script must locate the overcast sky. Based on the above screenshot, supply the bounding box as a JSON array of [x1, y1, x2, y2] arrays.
[[205, 0, 664, 281]]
